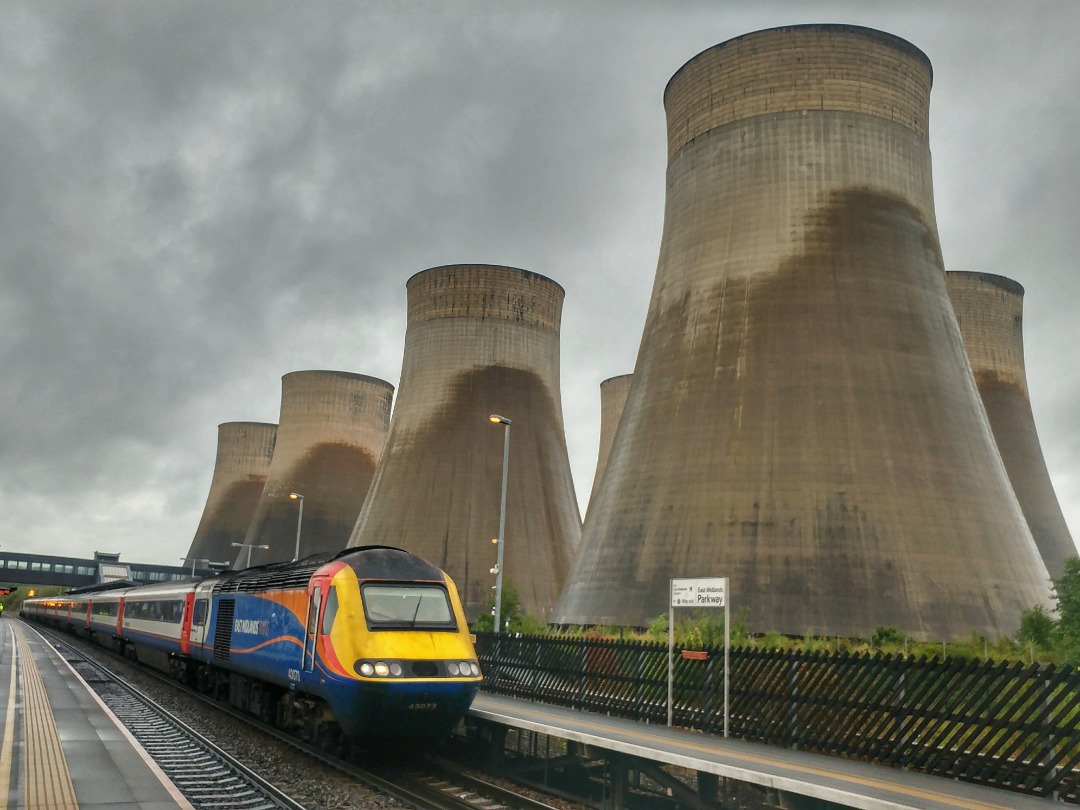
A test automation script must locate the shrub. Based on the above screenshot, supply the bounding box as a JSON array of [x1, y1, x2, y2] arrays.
[[870, 626, 905, 649], [1017, 604, 1055, 649], [647, 614, 668, 641]]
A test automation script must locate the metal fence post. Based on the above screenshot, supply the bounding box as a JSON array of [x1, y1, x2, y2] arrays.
[[788, 655, 799, 750], [576, 639, 588, 710]]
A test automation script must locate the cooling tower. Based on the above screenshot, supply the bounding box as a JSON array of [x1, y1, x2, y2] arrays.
[[554, 25, 1051, 638], [348, 265, 581, 621], [947, 272, 1077, 579], [588, 374, 633, 506], [186, 422, 277, 566], [237, 371, 393, 567]]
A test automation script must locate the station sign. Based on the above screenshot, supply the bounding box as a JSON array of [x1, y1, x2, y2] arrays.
[[670, 577, 726, 608]]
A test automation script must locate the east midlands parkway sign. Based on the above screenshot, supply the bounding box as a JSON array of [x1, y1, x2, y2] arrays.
[[668, 576, 730, 736], [670, 577, 727, 607]]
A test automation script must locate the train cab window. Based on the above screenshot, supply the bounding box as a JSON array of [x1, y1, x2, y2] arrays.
[[360, 584, 455, 629], [192, 599, 208, 626], [321, 588, 338, 635]]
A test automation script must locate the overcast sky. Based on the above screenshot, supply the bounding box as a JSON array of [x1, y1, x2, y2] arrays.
[[3, 1, 1078, 570]]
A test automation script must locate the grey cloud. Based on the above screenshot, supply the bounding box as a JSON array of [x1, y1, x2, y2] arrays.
[[2, 1, 1078, 566]]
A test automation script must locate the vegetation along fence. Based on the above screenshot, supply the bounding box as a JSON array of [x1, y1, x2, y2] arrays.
[[473, 633, 1080, 803]]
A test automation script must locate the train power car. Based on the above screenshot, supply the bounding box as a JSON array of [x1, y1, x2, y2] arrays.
[[196, 545, 482, 744], [22, 546, 482, 747]]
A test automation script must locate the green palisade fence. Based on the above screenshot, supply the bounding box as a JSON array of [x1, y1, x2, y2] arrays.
[[474, 634, 1080, 802]]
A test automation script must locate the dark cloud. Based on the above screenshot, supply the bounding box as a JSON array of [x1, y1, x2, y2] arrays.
[[2, 1, 1077, 565]]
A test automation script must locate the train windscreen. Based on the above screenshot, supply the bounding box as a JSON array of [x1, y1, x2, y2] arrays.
[[360, 584, 455, 629]]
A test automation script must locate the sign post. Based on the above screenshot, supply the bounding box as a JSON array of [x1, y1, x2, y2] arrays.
[[668, 576, 729, 737]]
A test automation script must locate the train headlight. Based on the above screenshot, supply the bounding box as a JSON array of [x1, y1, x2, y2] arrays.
[[373, 662, 390, 677], [389, 662, 403, 677], [470, 662, 480, 676], [447, 662, 460, 676], [358, 662, 375, 677]]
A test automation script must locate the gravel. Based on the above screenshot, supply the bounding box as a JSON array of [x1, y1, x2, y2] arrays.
[[59, 633, 592, 809], [62, 636, 409, 809]]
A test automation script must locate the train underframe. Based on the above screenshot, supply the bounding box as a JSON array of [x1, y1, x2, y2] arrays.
[[178, 655, 344, 749]]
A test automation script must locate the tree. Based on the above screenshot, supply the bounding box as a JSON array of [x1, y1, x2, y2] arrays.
[[1017, 605, 1055, 649], [472, 580, 522, 633], [1052, 556, 1080, 661]]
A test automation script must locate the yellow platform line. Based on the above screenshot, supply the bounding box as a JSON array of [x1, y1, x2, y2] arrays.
[[13, 621, 78, 810], [0, 623, 17, 807]]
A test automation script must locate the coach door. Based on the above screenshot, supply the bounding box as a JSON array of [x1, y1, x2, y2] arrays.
[[188, 596, 209, 650], [179, 593, 195, 655]]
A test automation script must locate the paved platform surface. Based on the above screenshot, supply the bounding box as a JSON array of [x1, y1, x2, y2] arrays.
[[0, 617, 192, 809], [472, 692, 1059, 810]]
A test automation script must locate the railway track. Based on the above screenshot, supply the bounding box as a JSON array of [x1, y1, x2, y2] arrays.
[[37, 625, 305, 810], [32, 622, 565, 810]]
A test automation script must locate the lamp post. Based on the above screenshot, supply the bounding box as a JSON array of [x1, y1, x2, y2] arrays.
[[183, 557, 224, 577], [289, 492, 305, 562], [231, 542, 270, 568], [182, 557, 207, 577], [488, 414, 511, 634]]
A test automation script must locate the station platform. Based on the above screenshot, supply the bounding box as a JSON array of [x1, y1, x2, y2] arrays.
[[471, 692, 1058, 810], [0, 617, 192, 809]]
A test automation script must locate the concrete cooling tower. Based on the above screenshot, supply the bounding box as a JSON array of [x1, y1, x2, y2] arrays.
[[553, 25, 1051, 639], [349, 265, 581, 621], [947, 272, 1077, 579], [237, 371, 393, 568], [186, 422, 277, 567], [588, 374, 633, 506]]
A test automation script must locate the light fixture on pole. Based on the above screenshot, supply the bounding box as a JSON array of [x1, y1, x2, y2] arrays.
[[289, 492, 305, 562], [231, 542, 270, 568], [488, 414, 511, 633]]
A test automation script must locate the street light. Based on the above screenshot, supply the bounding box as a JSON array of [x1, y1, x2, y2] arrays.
[[488, 414, 511, 634], [231, 542, 270, 568], [289, 492, 305, 562]]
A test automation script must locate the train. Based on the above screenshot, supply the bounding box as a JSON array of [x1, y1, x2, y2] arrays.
[[21, 545, 482, 746]]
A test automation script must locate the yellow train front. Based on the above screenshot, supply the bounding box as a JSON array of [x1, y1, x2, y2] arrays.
[[206, 546, 482, 741]]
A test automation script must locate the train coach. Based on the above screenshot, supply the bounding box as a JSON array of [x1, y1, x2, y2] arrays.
[[22, 546, 482, 746]]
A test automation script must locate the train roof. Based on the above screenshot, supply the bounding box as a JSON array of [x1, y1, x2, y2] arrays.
[[213, 546, 445, 595], [65, 580, 138, 596]]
